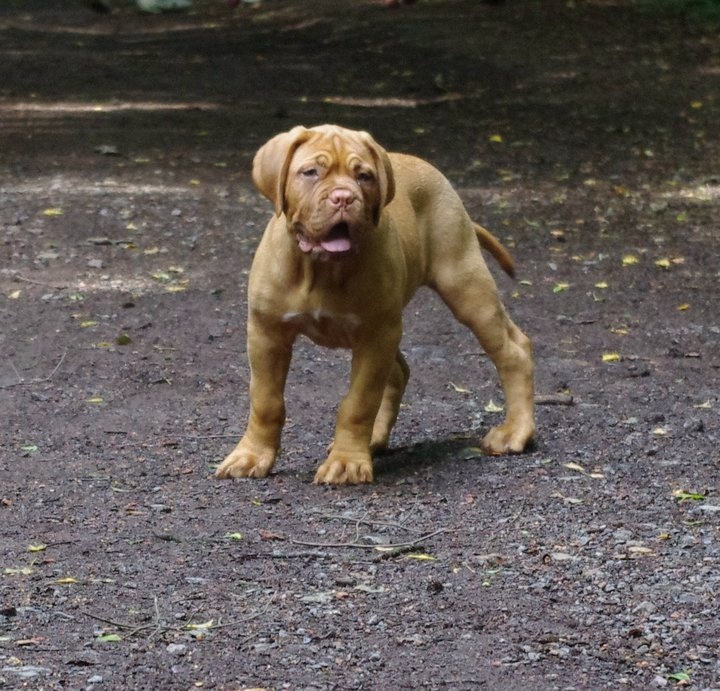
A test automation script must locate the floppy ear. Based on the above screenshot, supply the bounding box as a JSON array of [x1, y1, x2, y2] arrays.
[[252, 126, 312, 217], [359, 131, 396, 225]]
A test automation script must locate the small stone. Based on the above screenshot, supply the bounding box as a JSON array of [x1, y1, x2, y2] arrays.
[[166, 643, 186, 656]]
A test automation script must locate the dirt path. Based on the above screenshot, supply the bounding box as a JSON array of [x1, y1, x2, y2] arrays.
[[1, 1, 719, 688]]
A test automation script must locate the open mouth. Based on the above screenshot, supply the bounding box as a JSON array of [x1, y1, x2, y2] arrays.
[[297, 222, 352, 255]]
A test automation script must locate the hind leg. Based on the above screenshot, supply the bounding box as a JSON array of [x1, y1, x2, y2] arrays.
[[370, 350, 410, 452], [435, 259, 535, 454], [478, 314, 535, 454]]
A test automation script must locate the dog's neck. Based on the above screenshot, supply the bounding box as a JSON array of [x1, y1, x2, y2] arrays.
[[291, 249, 362, 292]]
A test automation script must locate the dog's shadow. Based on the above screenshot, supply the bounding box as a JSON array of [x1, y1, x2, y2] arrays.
[[372, 434, 493, 481]]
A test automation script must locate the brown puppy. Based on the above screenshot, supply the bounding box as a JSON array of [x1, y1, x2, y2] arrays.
[[216, 125, 535, 484]]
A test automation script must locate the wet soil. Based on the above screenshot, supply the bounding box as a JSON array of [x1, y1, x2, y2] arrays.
[[1, 0, 719, 689]]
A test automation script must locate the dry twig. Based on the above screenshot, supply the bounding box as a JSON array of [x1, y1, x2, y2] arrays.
[[289, 526, 449, 550], [1, 350, 67, 390]]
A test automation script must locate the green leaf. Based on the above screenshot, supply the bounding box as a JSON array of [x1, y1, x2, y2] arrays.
[[667, 670, 691, 683], [673, 490, 705, 502], [97, 633, 122, 643]]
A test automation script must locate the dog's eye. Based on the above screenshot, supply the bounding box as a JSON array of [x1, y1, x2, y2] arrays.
[[301, 168, 318, 178], [357, 171, 374, 183]]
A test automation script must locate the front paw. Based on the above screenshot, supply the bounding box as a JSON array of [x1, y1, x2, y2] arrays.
[[215, 440, 277, 479], [481, 421, 535, 456], [314, 451, 373, 485]]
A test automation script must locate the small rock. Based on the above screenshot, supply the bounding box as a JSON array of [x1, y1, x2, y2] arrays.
[[166, 643, 186, 656], [1, 665, 51, 679], [87, 259, 104, 269]]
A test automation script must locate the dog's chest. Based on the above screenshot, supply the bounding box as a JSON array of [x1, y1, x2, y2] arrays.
[[282, 310, 361, 348]]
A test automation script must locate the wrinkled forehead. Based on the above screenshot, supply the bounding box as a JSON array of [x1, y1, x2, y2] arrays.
[[291, 130, 375, 171]]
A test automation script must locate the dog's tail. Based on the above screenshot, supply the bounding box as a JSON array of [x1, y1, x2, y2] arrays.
[[473, 223, 515, 278]]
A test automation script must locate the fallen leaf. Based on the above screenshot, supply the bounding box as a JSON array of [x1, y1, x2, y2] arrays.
[[652, 427, 668, 435], [55, 577, 79, 585], [86, 397, 104, 404], [449, 382, 470, 394], [676, 303, 690, 311], [553, 282, 571, 293], [27, 544, 47, 553], [226, 532, 244, 541], [594, 281, 609, 289], [186, 620, 214, 631], [672, 490, 705, 502], [564, 462, 586, 473], [655, 257, 671, 269], [9, 289, 21, 299], [4, 567, 34, 576], [693, 400, 712, 409], [489, 134, 504, 143], [602, 352, 621, 362], [668, 670, 692, 683], [258, 530, 284, 541], [622, 254, 640, 266], [404, 553, 436, 561], [563, 462, 604, 479], [42, 208, 64, 216], [484, 399, 504, 413], [97, 633, 122, 642]]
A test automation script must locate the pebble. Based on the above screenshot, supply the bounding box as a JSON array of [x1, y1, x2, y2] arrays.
[[166, 643, 186, 656]]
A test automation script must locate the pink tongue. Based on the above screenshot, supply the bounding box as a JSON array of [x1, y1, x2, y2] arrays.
[[320, 236, 351, 253]]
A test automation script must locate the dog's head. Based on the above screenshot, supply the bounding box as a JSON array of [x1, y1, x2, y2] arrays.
[[252, 125, 395, 259]]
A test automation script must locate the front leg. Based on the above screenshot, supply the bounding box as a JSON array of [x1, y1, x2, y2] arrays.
[[315, 325, 401, 485], [216, 317, 293, 479]]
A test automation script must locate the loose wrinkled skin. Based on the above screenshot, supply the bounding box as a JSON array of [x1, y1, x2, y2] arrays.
[[216, 124, 535, 485]]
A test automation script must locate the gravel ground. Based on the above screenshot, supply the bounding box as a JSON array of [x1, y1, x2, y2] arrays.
[[1, 0, 719, 689]]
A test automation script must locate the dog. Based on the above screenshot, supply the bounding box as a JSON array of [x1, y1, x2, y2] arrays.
[[216, 125, 535, 484]]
